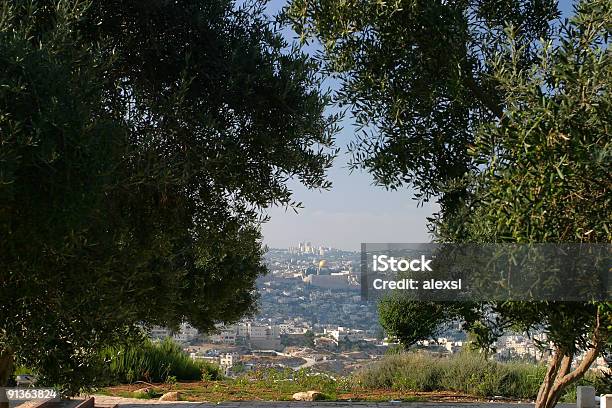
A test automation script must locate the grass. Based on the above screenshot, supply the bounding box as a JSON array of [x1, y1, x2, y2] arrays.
[[98, 388, 161, 400], [101, 370, 433, 403], [101, 365, 486, 403], [99, 347, 611, 403], [101, 337, 221, 384]]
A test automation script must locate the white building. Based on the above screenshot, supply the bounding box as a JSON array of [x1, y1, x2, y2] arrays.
[[247, 323, 282, 350], [303, 273, 353, 290], [326, 326, 365, 343], [236, 323, 249, 338], [248, 324, 269, 339], [219, 352, 239, 368]]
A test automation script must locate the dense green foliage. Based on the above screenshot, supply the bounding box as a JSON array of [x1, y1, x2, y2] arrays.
[[427, 0, 611, 360], [435, 0, 611, 359], [285, 0, 558, 213], [389, 1, 610, 403], [378, 4, 611, 402], [355, 352, 546, 398], [0, 0, 337, 393], [355, 352, 611, 400], [379, 298, 471, 348], [288, 0, 610, 406], [101, 338, 221, 384]]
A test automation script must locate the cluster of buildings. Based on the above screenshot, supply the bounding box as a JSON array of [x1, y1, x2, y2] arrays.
[[259, 247, 373, 328], [146, 244, 389, 375], [207, 322, 281, 350], [495, 334, 551, 362], [494, 334, 610, 374], [149, 322, 199, 344], [324, 326, 367, 343], [288, 242, 330, 256], [146, 243, 610, 377], [416, 337, 465, 354]]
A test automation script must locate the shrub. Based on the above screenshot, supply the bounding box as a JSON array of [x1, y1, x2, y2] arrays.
[[354, 351, 545, 399], [355, 351, 609, 401], [101, 338, 221, 384]]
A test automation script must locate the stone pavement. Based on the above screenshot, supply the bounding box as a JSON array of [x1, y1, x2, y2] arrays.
[[92, 395, 574, 408]]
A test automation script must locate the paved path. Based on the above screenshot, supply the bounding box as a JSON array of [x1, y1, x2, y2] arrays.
[[93, 395, 574, 408], [275, 350, 316, 371]]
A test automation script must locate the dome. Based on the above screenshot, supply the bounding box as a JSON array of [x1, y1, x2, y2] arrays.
[[318, 259, 328, 269]]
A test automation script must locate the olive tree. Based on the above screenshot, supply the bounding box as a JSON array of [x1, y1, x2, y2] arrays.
[[0, 0, 337, 393], [381, 4, 612, 406], [287, 0, 610, 406], [438, 5, 611, 405], [285, 0, 559, 215]]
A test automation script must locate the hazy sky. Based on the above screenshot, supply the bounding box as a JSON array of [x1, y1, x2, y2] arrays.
[[261, 0, 574, 251], [262, 121, 438, 251]]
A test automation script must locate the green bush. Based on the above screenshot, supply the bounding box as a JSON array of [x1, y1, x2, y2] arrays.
[[101, 338, 221, 384], [354, 351, 545, 399], [355, 351, 610, 400]]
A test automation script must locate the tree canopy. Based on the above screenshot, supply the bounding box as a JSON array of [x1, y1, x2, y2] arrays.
[[285, 0, 559, 214], [0, 0, 337, 392], [435, 4, 611, 405], [288, 1, 610, 407]]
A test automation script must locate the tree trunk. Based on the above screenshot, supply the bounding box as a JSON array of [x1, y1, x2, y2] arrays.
[[535, 347, 563, 408], [534, 312, 604, 408], [0, 347, 14, 408], [0, 347, 14, 386]]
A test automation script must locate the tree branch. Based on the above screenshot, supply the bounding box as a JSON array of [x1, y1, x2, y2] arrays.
[[543, 310, 604, 408], [536, 347, 563, 407], [462, 73, 504, 120]]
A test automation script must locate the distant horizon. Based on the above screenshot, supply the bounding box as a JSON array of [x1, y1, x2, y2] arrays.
[[261, 103, 437, 252], [259, 64, 438, 250], [264, 244, 357, 253]]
